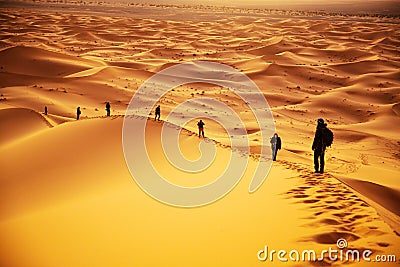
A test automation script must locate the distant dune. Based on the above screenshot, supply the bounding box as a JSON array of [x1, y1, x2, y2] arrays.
[[101, 0, 400, 14]]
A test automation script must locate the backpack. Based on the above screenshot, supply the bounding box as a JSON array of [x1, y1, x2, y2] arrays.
[[323, 128, 334, 147], [277, 137, 282, 150]]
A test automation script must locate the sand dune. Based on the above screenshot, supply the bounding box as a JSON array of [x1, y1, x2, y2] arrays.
[[0, 107, 51, 147], [0, 2, 399, 266], [0, 46, 102, 77], [1, 116, 399, 266]]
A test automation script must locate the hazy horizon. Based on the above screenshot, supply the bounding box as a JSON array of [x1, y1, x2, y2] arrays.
[[2, 0, 400, 14], [107, 0, 400, 14]]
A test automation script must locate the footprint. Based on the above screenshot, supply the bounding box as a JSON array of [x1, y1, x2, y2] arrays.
[[303, 199, 320, 204], [293, 194, 309, 199], [377, 242, 390, 247], [350, 214, 367, 220], [319, 218, 341, 225], [298, 186, 311, 189], [326, 205, 340, 210], [280, 160, 394, 250], [313, 231, 360, 244], [291, 188, 306, 192], [316, 189, 329, 193], [325, 200, 337, 204]]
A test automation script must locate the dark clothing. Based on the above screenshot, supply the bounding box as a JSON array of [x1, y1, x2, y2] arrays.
[[312, 123, 327, 173], [155, 106, 160, 121], [44, 106, 47, 115], [197, 121, 205, 137], [314, 148, 325, 174], [312, 123, 328, 151], [106, 102, 111, 116], [270, 136, 282, 161], [76, 107, 81, 120]]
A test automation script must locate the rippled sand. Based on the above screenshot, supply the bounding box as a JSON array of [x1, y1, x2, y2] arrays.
[[0, 2, 399, 266]]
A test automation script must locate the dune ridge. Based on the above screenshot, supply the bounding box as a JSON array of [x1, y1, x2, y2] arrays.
[[1, 116, 399, 266]]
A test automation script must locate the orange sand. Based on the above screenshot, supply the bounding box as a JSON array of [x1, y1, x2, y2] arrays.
[[0, 2, 399, 266]]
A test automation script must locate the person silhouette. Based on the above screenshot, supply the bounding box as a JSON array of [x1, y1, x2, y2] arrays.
[[312, 118, 333, 174], [270, 133, 282, 161], [76, 107, 81, 120], [155, 105, 161, 121], [44, 106, 47, 115], [197, 119, 205, 137], [105, 102, 111, 116]]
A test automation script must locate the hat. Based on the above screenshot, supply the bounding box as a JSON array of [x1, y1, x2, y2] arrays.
[[317, 118, 324, 124]]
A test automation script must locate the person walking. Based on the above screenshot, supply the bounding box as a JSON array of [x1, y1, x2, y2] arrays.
[[155, 105, 161, 121], [197, 119, 205, 138], [76, 107, 81, 120], [44, 106, 48, 115], [105, 102, 111, 116], [270, 133, 282, 161], [312, 118, 333, 174]]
